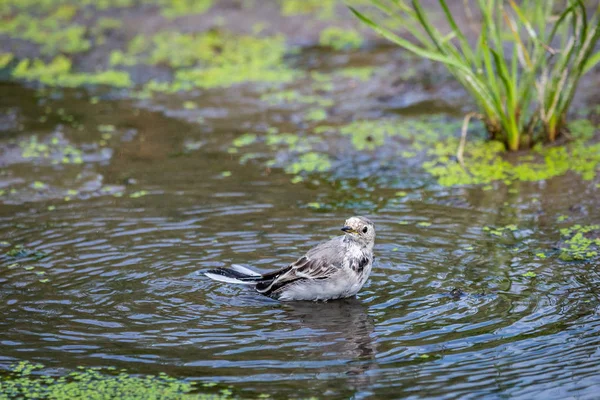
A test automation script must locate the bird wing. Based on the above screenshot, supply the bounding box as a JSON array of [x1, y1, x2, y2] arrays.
[[255, 255, 341, 296]]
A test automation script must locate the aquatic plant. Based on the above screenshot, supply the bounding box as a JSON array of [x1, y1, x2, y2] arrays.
[[351, 0, 600, 150], [279, 0, 337, 18], [12, 56, 131, 88], [0, 361, 234, 400], [1, 8, 91, 54], [285, 152, 332, 174], [129, 30, 298, 92], [158, 0, 213, 19], [422, 121, 600, 186], [559, 224, 600, 261], [319, 27, 364, 50], [0, 53, 14, 68]]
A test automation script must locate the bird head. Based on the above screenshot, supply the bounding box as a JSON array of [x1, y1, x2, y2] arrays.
[[341, 216, 375, 249]]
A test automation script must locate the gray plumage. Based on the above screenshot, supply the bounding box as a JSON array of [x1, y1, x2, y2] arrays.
[[205, 216, 376, 301]]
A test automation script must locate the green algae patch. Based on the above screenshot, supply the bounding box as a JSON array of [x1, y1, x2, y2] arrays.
[[158, 0, 213, 19], [483, 224, 518, 237], [319, 27, 364, 50], [423, 136, 600, 186], [332, 116, 600, 186], [118, 30, 299, 92], [338, 118, 446, 151], [304, 108, 328, 122], [419, 118, 600, 186], [558, 225, 600, 261], [339, 120, 398, 151], [0, 361, 234, 400], [19, 135, 84, 165], [279, 0, 337, 18], [260, 90, 334, 108], [12, 56, 131, 88], [232, 134, 258, 148], [285, 152, 332, 174], [1, 8, 90, 55], [1, 0, 135, 14], [0, 53, 15, 68]]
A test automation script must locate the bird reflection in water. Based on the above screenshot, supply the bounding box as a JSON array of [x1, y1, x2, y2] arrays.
[[281, 298, 378, 389]]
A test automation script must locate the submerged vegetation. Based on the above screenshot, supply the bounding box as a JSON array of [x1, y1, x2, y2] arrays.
[[351, 0, 600, 150]]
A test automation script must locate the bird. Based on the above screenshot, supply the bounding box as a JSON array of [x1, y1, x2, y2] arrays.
[[204, 216, 376, 301]]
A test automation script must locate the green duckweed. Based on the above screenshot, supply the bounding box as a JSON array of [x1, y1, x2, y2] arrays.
[[232, 134, 257, 148], [304, 108, 328, 122], [158, 0, 213, 19], [19, 135, 85, 164], [279, 0, 337, 18], [559, 224, 600, 261], [12, 56, 131, 88], [0, 361, 233, 400], [423, 119, 600, 186], [335, 116, 599, 186], [116, 30, 298, 91], [130, 190, 149, 198], [0, 53, 14, 68], [260, 90, 334, 107], [1, 7, 91, 54], [483, 224, 518, 237], [319, 27, 364, 50], [285, 152, 332, 174]]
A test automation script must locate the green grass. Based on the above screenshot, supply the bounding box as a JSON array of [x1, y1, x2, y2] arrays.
[[351, 0, 600, 150]]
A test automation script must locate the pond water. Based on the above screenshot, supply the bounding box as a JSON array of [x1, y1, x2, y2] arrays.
[[1, 51, 599, 398]]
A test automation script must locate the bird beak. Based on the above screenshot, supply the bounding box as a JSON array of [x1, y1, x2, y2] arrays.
[[341, 226, 356, 234]]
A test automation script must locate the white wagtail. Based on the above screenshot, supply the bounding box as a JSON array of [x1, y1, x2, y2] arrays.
[[205, 216, 375, 301]]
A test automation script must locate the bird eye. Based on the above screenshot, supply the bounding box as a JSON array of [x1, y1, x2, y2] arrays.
[[362, 227, 368, 233]]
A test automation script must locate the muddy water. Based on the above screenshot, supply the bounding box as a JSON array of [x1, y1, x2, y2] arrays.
[[1, 69, 600, 399]]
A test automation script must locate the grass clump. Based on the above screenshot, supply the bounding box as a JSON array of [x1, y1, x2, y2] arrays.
[[351, 0, 600, 150]]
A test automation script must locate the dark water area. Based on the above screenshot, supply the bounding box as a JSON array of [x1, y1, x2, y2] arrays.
[[1, 66, 600, 398]]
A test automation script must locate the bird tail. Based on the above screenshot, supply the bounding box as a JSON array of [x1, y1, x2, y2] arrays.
[[204, 264, 262, 285]]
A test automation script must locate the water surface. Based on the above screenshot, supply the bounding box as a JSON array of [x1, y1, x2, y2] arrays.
[[1, 73, 599, 399]]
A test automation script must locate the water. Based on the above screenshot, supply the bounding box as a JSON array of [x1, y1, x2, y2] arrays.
[[1, 74, 599, 398]]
